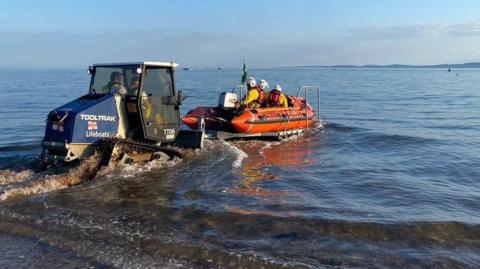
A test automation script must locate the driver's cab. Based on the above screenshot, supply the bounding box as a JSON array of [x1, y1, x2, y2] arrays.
[[88, 62, 182, 143]]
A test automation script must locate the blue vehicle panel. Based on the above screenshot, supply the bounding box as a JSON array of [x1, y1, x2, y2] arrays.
[[43, 94, 119, 144]]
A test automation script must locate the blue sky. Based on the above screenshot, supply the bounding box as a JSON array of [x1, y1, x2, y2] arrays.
[[1, 0, 480, 68]]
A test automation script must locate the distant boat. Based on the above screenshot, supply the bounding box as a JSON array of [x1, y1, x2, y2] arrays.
[[183, 67, 190, 71], [448, 68, 451, 72]]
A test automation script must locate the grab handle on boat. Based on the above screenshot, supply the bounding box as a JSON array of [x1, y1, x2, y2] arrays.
[[283, 86, 320, 135]]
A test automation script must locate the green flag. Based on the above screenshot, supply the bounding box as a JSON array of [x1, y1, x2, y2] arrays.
[[241, 62, 247, 84]]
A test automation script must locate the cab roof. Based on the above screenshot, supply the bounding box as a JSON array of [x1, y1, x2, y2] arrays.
[[93, 61, 179, 68]]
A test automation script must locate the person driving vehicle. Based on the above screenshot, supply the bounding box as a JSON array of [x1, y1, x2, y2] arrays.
[[102, 71, 127, 95]]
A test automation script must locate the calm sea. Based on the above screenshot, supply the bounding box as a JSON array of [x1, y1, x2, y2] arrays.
[[0, 68, 479, 268]]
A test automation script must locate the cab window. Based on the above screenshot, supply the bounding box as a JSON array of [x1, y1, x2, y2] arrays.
[[141, 67, 173, 97], [90, 66, 139, 95]]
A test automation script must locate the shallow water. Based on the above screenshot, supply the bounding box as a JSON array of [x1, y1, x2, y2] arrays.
[[0, 68, 479, 268]]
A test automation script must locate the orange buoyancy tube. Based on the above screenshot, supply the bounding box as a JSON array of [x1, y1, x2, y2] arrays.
[[231, 106, 315, 133]]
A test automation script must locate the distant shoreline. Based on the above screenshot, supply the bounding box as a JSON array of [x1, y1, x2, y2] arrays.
[[274, 62, 480, 69]]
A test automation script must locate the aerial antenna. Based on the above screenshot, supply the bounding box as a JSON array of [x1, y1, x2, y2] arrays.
[[171, 34, 176, 64], [217, 66, 222, 96], [170, 6, 177, 64]]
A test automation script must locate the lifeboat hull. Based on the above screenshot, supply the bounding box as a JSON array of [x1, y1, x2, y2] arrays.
[[231, 106, 315, 133], [182, 97, 316, 134]]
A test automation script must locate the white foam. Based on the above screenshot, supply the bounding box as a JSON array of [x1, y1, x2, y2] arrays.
[[0, 153, 102, 201], [221, 141, 248, 168], [117, 156, 182, 178], [258, 141, 282, 157], [143, 156, 181, 170], [0, 169, 33, 185], [0, 149, 186, 200]]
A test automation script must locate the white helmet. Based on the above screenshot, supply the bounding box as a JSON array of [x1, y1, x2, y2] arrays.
[[259, 79, 269, 90], [274, 84, 282, 92], [246, 77, 256, 88]]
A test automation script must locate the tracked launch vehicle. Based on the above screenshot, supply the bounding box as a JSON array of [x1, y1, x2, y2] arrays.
[[41, 61, 202, 166]]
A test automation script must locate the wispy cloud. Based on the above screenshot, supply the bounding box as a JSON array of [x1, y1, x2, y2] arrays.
[[2, 21, 480, 68], [446, 21, 480, 37], [348, 21, 480, 39]]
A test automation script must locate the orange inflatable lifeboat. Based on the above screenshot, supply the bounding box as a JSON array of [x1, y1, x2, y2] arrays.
[[182, 95, 316, 134]]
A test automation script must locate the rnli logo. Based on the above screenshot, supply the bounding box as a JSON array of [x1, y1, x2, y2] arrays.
[[80, 114, 116, 122], [87, 121, 98, 130]]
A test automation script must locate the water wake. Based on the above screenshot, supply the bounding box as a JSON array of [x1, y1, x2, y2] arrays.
[[0, 170, 33, 185], [0, 148, 187, 200], [324, 122, 360, 132], [0, 153, 102, 201], [221, 141, 248, 168], [258, 141, 281, 157], [118, 156, 182, 178]]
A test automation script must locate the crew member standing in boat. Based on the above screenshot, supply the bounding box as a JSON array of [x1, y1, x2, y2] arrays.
[[258, 79, 270, 105], [266, 85, 288, 108], [241, 77, 265, 108]]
